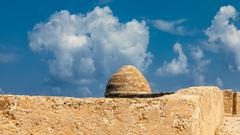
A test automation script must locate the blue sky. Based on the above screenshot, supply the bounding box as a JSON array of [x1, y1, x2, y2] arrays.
[[1, 0, 240, 97]]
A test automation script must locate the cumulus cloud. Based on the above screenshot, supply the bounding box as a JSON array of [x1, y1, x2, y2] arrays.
[[156, 42, 188, 76], [152, 19, 193, 36], [190, 46, 204, 61], [190, 47, 211, 85], [155, 44, 210, 86], [216, 77, 224, 88], [29, 6, 152, 96], [190, 47, 211, 71], [206, 5, 240, 71]]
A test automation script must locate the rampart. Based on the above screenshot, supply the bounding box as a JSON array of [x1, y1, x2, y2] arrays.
[[0, 86, 225, 135]]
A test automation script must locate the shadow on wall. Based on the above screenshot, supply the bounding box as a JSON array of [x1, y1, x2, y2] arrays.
[[223, 90, 240, 116]]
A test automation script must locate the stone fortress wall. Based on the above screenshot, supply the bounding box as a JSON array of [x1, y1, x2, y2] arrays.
[[223, 90, 240, 116], [0, 65, 237, 135], [0, 86, 226, 135]]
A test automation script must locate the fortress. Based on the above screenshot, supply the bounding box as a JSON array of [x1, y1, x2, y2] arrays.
[[0, 65, 239, 135]]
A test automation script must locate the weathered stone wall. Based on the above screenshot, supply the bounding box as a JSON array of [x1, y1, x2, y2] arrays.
[[216, 92, 240, 135], [223, 90, 234, 115], [237, 92, 240, 115], [176, 87, 224, 135], [223, 90, 240, 116], [0, 86, 224, 135]]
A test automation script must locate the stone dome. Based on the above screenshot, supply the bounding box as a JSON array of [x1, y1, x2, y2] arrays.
[[105, 65, 152, 97]]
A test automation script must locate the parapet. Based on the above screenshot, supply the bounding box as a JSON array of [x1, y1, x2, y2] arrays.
[[0, 86, 224, 135]]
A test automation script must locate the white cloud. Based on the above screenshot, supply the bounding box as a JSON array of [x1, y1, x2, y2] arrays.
[[154, 41, 211, 86], [190, 46, 204, 61], [152, 19, 192, 36], [206, 5, 240, 71], [190, 47, 211, 72], [216, 77, 224, 88], [156, 42, 188, 76], [155, 43, 210, 86], [0, 53, 17, 64], [190, 47, 211, 85], [29, 6, 152, 96]]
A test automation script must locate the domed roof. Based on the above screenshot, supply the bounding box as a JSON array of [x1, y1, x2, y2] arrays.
[[105, 65, 152, 97]]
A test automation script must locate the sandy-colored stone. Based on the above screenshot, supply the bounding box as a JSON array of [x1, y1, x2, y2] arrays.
[[177, 86, 224, 135], [105, 65, 151, 97], [223, 90, 240, 116], [223, 90, 234, 115], [216, 116, 240, 135], [0, 94, 199, 135], [0, 86, 226, 135], [236, 92, 240, 115]]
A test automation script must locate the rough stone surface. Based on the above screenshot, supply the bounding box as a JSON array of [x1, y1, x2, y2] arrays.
[[105, 65, 151, 97], [0, 94, 200, 135], [0, 86, 226, 135], [223, 90, 234, 115], [217, 90, 240, 135], [216, 116, 240, 135], [237, 92, 240, 115], [177, 86, 224, 135], [223, 90, 240, 116]]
